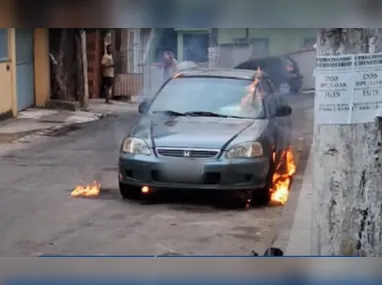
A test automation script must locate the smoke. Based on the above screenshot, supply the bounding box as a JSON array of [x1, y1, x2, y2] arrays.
[[1, 0, 381, 27]]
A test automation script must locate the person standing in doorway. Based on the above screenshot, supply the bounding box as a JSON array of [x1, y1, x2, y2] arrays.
[[101, 44, 115, 104], [163, 50, 177, 82]]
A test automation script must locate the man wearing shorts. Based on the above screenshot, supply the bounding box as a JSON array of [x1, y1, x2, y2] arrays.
[[101, 44, 115, 104]]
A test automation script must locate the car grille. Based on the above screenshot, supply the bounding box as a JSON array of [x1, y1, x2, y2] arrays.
[[156, 148, 219, 159]]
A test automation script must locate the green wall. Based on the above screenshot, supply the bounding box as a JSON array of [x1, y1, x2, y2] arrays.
[[217, 28, 317, 56]]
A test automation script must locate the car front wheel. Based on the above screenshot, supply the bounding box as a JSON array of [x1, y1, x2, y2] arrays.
[[255, 159, 275, 205], [119, 183, 141, 200]]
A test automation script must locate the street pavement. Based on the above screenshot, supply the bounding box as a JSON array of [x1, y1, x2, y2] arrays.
[[0, 93, 314, 256]]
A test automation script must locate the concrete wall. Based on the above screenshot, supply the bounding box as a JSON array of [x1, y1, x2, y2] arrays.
[[0, 28, 50, 120], [288, 49, 316, 90], [217, 28, 317, 56], [217, 28, 247, 44], [217, 29, 317, 90], [0, 61, 13, 118], [248, 29, 317, 55], [33, 28, 50, 107], [0, 28, 16, 119]]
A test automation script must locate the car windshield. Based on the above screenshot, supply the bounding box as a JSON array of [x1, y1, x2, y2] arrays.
[[147, 77, 265, 119]]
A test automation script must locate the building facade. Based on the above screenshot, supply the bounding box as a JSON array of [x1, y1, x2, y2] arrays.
[[149, 28, 317, 65], [0, 28, 50, 120], [217, 28, 317, 68]]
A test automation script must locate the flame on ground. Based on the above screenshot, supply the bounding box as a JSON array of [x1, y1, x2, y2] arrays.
[[71, 181, 101, 198], [270, 149, 296, 205]]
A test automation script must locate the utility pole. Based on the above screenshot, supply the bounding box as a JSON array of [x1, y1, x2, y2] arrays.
[[111, 29, 117, 99], [208, 29, 219, 68], [312, 29, 382, 256], [80, 29, 89, 110]]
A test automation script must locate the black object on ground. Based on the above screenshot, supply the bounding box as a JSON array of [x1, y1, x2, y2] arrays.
[[251, 247, 284, 256]]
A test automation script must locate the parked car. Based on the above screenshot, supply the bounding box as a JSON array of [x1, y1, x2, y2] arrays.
[[234, 55, 303, 94], [118, 68, 292, 207]]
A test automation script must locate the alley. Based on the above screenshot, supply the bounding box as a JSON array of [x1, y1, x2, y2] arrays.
[[0, 93, 314, 256]]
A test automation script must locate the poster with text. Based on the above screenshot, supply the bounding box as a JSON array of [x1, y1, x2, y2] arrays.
[[352, 53, 382, 123], [315, 55, 353, 124]]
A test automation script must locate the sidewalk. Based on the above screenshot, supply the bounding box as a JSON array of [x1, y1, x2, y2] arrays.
[[285, 151, 313, 255], [0, 99, 138, 144]]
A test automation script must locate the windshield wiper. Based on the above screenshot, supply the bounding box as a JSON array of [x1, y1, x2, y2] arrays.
[[152, 110, 187, 116], [184, 111, 242, 118], [152, 110, 246, 119]]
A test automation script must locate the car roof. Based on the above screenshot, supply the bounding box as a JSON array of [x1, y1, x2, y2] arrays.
[[178, 67, 269, 80]]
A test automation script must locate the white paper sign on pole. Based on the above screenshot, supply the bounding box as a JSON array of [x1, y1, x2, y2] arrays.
[[351, 53, 382, 123], [315, 52, 382, 125], [314, 55, 354, 124]]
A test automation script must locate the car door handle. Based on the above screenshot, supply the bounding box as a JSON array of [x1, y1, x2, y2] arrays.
[[6, 63, 10, 71]]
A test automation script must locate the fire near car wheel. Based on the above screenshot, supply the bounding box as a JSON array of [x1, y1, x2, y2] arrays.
[[119, 183, 140, 200], [221, 158, 274, 209], [256, 159, 274, 205]]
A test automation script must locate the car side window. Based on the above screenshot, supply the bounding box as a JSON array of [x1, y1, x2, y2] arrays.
[[261, 79, 272, 95], [262, 93, 276, 118], [261, 79, 281, 117], [265, 77, 278, 93], [261, 77, 278, 95]]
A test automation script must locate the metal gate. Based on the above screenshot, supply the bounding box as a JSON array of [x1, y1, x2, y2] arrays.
[[15, 29, 34, 111], [182, 34, 209, 63]]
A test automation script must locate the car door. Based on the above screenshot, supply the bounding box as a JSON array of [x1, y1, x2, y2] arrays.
[[262, 76, 292, 172]]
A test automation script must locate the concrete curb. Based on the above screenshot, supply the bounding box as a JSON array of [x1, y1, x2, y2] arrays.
[[268, 146, 310, 252], [284, 152, 312, 255], [5, 108, 127, 144], [14, 113, 107, 143]]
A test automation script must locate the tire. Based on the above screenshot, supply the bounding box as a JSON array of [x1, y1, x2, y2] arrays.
[[256, 159, 275, 205], [119, 183, 140, 200], [215, 190, 252, 210], [234, 190, 253, 209]]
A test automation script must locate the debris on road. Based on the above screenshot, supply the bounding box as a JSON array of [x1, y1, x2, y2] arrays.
[[71, 181, 101, 198], [251, 247, 284, 256]]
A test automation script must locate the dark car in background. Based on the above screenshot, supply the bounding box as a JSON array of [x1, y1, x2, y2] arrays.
[[118, 68, 292, 207], [234, 55, 303, 94]]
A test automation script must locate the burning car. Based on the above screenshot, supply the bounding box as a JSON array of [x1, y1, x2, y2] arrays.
[[118, 68, 295, 207]]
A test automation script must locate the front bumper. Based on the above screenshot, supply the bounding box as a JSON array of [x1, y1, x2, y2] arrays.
[[118, 153, 270, 191]]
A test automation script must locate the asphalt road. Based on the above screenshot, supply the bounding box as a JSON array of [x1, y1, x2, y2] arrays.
[[0, 93, 314, 256]]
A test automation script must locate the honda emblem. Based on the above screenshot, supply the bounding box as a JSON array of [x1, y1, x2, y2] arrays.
[[183, 150, 191, 157]]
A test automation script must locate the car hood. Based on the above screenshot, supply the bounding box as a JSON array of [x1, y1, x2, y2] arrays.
[[131, 115, 269, 150]]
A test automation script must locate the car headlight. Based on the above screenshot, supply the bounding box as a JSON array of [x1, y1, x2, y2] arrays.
[[225, 142, 263, 158], [121, 137, 151, 155]]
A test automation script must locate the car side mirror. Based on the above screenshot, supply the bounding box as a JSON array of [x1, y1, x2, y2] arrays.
[[138, 100, 149, 114], [274, 105, 292, 117]]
